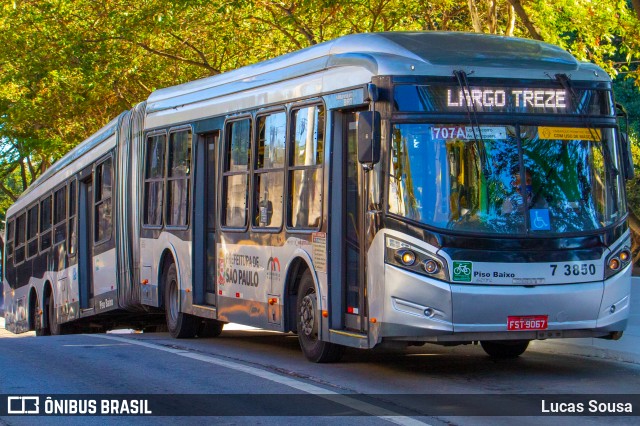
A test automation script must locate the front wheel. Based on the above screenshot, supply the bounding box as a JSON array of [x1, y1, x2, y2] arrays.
[[164, 263, 198, 338], [481, 340, 529, 359], [296, 270, 344, 363]]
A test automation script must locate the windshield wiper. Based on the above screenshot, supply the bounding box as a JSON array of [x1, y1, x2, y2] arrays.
[[453, 70, 490, 178], [555, 73, 618, 175], [555, 73, 619, 213]]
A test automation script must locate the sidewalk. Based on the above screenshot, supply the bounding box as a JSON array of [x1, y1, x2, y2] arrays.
[[531, 276, 640, 364]]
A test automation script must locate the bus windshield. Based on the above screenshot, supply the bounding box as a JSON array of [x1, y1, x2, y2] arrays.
[[388, 124, 626, 235]]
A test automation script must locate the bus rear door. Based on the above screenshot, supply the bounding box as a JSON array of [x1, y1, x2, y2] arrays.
[[193, 131, 220, 306]]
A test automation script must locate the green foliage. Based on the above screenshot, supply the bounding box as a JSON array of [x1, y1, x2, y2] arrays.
[[613, 78, 640, 222], [1, 0, 640, 227]]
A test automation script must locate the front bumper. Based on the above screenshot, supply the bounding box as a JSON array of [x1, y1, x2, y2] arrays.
[[377, 263, 631, 344]]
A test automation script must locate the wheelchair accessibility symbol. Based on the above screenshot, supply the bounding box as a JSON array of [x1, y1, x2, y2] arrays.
[[530, 209, 550, 231]]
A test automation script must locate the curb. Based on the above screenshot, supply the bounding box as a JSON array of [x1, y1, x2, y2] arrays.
[[530, 339, 640, 365]]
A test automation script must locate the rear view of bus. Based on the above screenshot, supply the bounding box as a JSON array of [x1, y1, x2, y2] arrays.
[[361, 33, 634, 358]]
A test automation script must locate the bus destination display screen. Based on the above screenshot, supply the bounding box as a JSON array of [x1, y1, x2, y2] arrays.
[[394, 85, 613, 116]]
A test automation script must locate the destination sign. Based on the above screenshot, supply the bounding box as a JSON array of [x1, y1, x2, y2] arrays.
[[446, 89, 566, 109], [431, 125, 507, 140], [394, 85, 613, 116]]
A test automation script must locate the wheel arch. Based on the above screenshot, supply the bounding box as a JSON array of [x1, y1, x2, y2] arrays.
[[282, 251, 320, 333], [42, 280, 53, 328], [28, 286, 38, 330], [42, 280, 53, 304], [157, 244, 179, 308]]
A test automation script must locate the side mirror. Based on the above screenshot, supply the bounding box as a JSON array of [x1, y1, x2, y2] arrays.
[[357, 111, 381, 166], [620, 132, 635, 181]]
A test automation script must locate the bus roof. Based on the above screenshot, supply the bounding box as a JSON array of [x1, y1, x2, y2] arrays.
[[146, 31, 607, 114], [6, 115, 121, 216]]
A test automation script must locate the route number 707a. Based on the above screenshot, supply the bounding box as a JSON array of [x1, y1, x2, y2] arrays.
[[549, 263, 596, 276]]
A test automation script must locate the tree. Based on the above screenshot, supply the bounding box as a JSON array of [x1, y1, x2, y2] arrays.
[[0, 2, 639, 258]]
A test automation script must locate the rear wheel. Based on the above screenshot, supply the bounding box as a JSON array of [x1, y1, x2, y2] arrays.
[[164, 263, 198, 338], [47, 292, 62, 336], [34, 296, 49, 336], [296, 270, 344, 363], [481, 340, 529, 359]]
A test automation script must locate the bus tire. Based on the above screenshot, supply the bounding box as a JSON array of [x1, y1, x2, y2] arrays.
[[34, 297, 50, 336], [164, 263, 198, 338], [198, 320, 224, 338], [47, 293, 62, 336], [481, 340, 529, 359], [296, 270, 345, 363]]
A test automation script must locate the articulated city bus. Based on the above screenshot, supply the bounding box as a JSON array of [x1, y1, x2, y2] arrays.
[[2, 32, 635, 362]]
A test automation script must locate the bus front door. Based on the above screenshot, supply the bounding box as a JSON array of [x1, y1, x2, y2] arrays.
[[344, 110, 367, 332], [193, 132, 219, 306]]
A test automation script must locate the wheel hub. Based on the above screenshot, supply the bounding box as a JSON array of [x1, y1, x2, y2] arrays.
[[300, 294, 316, 337]]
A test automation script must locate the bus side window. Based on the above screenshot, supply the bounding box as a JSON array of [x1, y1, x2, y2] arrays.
[[3, 219, 13, 283], [40, 195, 52, 251], [68, 179, 77, 256], [288, 105, 324, 229], [143, 134, 166, 227], [253, 112, 285, 229], [5, 219, 14, 264], [14, 213, 26, 264], [222, 118, 251, 228], [167, 130, 192, 227], [95, 158, 113, 243], [27, 204, 39, 258], [54, 186, 67, 245]]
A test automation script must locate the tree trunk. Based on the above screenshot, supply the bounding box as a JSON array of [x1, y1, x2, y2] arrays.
[[506, 0, 543, 40], [487, 0, 497, 34], [467, 0, 483, 33], [20, 160, 28, 191], [506, 4, 516, 36]]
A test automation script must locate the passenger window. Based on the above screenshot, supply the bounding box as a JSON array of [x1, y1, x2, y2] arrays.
[[253, 112, 285, 229], [94, 159, 113, 243], [14, 213, 26, 264], [68, 179, 77, 256], [288, 105, 324, 229], [40, 196, 52, 251], [144, 134, 166, 226], [27, 205, 39, 258], [222, 119, 251, 228], [5, 220, 14, 261], [54, 186, 67, 245], [166, 130, 191, 227]]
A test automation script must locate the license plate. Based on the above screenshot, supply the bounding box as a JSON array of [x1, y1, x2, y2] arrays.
[[507, 315, 548, 331]]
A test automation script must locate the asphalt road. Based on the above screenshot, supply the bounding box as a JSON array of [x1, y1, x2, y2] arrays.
[[1, 322, 639, 425]]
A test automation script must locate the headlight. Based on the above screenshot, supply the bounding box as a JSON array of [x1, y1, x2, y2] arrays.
[[423, 259, 440, 274], [605, 246, 631, 279], [385, 236, 449, 281], [395, 249, 416, 266], [619, 249, 631, 263]]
